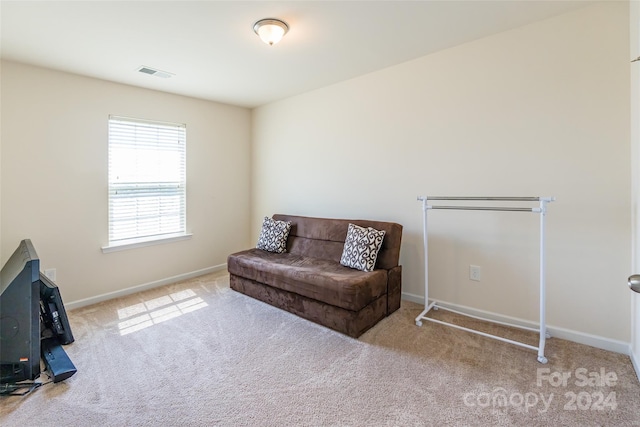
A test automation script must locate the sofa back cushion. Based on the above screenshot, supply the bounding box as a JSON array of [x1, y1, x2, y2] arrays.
[[272, 214, 402, 270]]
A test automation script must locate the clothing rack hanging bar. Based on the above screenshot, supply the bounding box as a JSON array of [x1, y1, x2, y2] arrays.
[[415, 195, 555, 364], [428, 206, 536, 212], [423, 196, 543, 201]]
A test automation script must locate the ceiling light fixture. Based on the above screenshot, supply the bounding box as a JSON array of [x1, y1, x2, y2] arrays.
[[253, 18, 289, 46]]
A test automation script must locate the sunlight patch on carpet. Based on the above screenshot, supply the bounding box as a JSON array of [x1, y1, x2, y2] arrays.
[[117, 288, 208, 335]]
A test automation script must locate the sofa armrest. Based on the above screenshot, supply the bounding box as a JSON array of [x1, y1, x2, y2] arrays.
[[387, 265, 402, 314]]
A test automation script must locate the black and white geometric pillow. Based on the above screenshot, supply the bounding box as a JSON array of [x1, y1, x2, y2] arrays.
[[340, 223, 386, 272], [256, 217, 292, 253]]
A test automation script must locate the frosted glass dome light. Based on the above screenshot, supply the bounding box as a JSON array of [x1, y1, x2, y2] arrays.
[[253, 18, 289, 46]]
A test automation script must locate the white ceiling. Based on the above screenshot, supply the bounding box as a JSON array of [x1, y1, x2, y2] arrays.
[[1, 1, 595, 108]]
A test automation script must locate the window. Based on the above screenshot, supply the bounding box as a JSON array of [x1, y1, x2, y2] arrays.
[[106, 115, 187, 250]]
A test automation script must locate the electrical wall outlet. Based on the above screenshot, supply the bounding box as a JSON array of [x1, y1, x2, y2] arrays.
[[469, 265, 481, 282], [44, 268, 57, 282]]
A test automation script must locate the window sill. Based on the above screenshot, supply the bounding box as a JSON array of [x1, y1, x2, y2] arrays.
[[101, 233, 193, 254]]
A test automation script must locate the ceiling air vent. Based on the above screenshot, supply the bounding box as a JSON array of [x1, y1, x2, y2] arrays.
[[137, 66, 174, 79]]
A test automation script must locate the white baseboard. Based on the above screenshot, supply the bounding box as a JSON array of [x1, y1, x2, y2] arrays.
[[66, 264, 227, 310], [402, 292, 424, 305], [631, 345, 640, 382], [402, 292, 630, 355]]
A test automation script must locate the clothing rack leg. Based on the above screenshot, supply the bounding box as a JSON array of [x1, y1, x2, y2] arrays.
[[423, 197, 429, 312], [537, 199, 549, 364], [415, 197, 432, 326]]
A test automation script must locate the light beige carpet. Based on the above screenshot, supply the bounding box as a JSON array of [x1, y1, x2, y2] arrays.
[[1, 271, 639, 426]]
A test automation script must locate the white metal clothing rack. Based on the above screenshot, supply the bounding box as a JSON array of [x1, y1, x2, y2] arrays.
[[415, 196, 555, 364]]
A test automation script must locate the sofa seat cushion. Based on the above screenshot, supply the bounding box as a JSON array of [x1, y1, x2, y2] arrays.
[[228, 248, 388, 312]]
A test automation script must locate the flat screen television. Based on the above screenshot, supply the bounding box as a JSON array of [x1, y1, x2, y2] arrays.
[[0, 239, 41, 383]]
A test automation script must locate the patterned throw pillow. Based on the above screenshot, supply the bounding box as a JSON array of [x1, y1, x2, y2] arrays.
[[256, 217, 292, 253], [340, 223, 386, 272]]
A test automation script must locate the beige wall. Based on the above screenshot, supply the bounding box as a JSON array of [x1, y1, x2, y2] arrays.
[[252, 3, 631, 342], [0, 61, 252, 303], [631, 0, 640, 373]]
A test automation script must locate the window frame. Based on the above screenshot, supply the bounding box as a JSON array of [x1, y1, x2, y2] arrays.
[[102, 115, 190, 253]]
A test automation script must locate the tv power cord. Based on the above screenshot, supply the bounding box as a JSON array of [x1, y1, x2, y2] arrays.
[[0, 380, 49, 396]]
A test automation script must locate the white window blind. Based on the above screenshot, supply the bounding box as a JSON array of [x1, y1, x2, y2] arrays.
[[108, 115, 186, 246]]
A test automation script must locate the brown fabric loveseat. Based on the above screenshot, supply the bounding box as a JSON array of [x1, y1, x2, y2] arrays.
[[227, 214, 403, 338]]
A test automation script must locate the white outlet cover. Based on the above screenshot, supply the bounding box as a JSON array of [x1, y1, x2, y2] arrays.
[[44, 268, 56, 281], [469, 265, 481, 281]]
